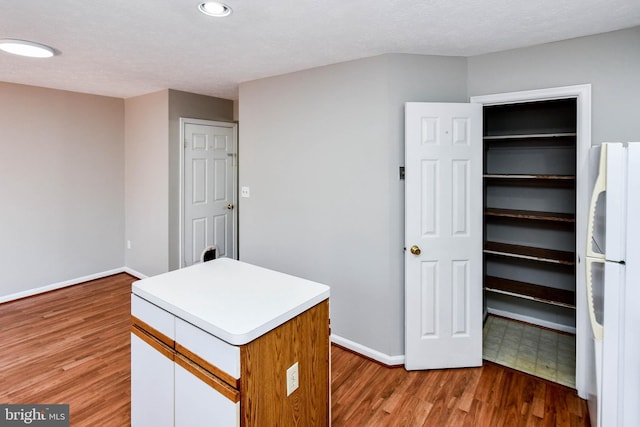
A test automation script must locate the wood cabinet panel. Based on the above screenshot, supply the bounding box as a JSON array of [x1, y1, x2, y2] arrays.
[[241, 300, 330, 427]]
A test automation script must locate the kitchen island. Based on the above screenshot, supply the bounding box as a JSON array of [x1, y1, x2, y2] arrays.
[[130, 258, 330, 426]]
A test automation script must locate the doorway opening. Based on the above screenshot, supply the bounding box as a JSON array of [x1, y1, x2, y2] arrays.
[[472, 85, 591, 395]]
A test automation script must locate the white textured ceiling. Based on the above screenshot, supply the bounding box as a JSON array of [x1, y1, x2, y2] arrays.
[[1, 0, 639, 100]]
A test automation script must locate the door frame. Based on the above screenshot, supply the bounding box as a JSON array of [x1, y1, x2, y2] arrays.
[[178, 118, 238, 268], [471, 84, 591, 399]]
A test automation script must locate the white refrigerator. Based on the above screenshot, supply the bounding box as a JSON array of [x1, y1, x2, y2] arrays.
[[586, 142, 640, 427]]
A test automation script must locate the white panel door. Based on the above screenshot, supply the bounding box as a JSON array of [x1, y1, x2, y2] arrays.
[[404, 102, 483, 370], [183, 121, 237, 266]]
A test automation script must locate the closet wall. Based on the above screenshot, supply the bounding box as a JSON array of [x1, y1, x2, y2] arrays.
[[482, 99, 577, 331]]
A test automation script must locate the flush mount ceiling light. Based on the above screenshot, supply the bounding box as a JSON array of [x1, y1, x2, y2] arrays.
[[0, 39, 56, 58], [198, 1, 232, 17]]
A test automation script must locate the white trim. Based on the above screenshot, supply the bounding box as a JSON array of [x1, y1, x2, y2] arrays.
[[0, 268, 136, 304], [331, 334, 405, 367], [471, 84, 591, 399], [486, 307, 577, 334], [123, 267, 147, 280], [179, 118, 238, 269], [470, 84, 590, 106]]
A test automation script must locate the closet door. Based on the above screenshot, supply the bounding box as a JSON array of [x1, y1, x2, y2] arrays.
[[405, 102, 483, 370]]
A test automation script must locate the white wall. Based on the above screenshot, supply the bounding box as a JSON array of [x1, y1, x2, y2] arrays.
[[0, 84, 234, 296], [468, 27, 640, 143], [238, 54, 467, 358], [0, 83, 124, 298], [238, 28, 640, 360], [238, 56, 390, 355], [124, 90, 170, 276], [124, 89, 234, 277], [384, 54, 469, 354]]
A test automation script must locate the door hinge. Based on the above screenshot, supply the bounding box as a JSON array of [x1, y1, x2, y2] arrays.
[[399, 166, 405, 180]]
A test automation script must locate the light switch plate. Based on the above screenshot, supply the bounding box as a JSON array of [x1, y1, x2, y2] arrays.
[[286, 362, 299, 396], [241, 186, 250, 198]]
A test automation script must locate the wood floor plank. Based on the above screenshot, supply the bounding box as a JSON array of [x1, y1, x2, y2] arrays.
[[331, 346, 591, 427], [0, 274, 590, 426], [0, 274, 133, 426]]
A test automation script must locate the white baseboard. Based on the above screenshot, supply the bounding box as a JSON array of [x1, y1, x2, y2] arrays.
[[0, 267, 142, 304], [487, 307, 577, 334], [122, 267, 147, 280], [331, 334, 405, 367]]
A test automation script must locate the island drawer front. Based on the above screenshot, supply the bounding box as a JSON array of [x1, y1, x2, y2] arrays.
[[175, 318, 241, 381], [131, 295, 175, 340]]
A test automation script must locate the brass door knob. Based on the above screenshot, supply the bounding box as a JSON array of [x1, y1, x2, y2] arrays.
[[227, 203, 234, 210], [410, 245, 421, 255]]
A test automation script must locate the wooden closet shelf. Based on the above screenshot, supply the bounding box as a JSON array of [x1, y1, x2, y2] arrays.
[[484, 275, 575, 309], [484, 241, 575, 265], [483, 132, 577, 140], [484, 174, 575, 180], [484, 174, 575, 188], [484, 208, 575, 223]]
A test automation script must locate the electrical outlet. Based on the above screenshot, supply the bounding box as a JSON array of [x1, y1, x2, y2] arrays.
[[286, 362, 299, 396]]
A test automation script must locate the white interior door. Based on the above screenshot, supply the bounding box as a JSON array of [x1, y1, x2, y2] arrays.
[[183, 120, 237, 266], [404, 102, 483, 370]]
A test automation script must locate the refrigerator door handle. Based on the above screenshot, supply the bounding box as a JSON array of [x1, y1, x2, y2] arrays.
[[586, 257, 604, 341], [587, 143, 607, 261], [585, 143, 610, 342]]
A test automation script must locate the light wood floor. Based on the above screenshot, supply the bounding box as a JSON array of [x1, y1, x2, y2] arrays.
[[0, 273, 590, 426]]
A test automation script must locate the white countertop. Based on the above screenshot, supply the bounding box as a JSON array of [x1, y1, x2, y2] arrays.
[[131, 258, 330, 345]]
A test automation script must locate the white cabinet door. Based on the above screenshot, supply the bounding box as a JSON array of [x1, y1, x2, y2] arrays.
[[131, 334, 175, 427], [175, 363, 239, 427]]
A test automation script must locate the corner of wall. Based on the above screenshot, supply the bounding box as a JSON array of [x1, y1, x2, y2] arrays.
[[124, 90, 170, 277]]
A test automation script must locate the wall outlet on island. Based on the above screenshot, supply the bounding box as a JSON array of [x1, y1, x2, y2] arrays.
[[286, 362, 299, 396]]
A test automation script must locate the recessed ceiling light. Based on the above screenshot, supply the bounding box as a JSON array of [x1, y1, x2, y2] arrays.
[[0, 39, 56, 58], [198, 1, 232, 17]]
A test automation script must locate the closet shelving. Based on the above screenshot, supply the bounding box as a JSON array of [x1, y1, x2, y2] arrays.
[[483, 241, 575, 266], [483, 276, 575, 309], [483, 174, 575, 188], [484, 208, 575, 223], [483, 99, 577, 314], [483, 132, 576, 141]]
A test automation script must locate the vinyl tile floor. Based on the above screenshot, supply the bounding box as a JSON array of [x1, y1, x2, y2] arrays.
[[483, 315, 576, 388]]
